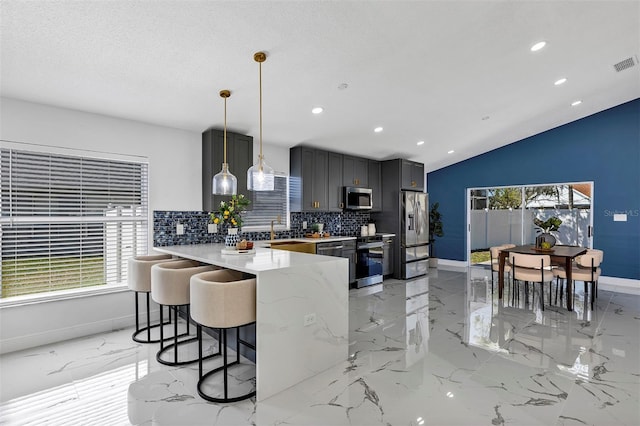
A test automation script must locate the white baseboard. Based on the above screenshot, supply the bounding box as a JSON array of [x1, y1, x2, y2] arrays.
[[598, 276, 640, 295], [0, 312, 140, 355], [436, 259, 467, 271], [0, 290, 161, 355]]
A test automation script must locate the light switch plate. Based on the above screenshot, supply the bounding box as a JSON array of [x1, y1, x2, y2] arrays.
[[302, 221, 307, 229], [176, 223, 185, 235]]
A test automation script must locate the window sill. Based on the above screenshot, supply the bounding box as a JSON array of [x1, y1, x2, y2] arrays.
[[0, 283, 130, 308]]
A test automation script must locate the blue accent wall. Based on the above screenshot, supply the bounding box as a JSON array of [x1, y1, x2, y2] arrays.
[[427, 98, 640, 279]]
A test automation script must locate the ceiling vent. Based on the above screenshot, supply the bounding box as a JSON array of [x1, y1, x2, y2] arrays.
[[613, 57, 636, 72]]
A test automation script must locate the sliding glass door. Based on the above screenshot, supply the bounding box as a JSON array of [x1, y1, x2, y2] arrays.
[[468, 182, 593, 266]]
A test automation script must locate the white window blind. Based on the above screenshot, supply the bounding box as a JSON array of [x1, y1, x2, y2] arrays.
[[242, 174, 289, 229], [0, 147, 148, 299]]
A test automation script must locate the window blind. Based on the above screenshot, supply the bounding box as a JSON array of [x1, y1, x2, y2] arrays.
[[242, 174, 288, 228], [0, 147, 148, 299]]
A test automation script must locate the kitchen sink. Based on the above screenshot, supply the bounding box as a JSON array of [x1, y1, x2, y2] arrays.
[[269, 241, 316, 254]]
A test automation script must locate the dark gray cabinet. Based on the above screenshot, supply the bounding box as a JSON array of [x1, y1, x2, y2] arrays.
[[368, 160, 381, 212], [202, 129, 253, 212], [316, 239, 356, 284], [291, 146, 383, 212], [290, 146, 328, 211], [343, 155, 368, 187], [401, 160, 424, 191], [327, 152, 344, 211]]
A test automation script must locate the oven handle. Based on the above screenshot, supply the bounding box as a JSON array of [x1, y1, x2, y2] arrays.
[[358, 242, 384, 249], [317, 245, 343, 252]]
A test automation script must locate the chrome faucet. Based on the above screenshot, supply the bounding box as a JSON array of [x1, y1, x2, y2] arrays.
[[270, 215, 282, 240]]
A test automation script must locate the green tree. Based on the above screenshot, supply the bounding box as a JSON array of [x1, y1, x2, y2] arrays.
[[488, 188, 522, 209]]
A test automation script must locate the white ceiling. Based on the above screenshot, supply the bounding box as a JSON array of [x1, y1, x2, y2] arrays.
[[2, 1, 639, 172]]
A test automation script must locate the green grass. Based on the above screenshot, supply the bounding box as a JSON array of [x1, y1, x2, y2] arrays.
[[471, 250, 490, 264], [1, 256, 105, 298]]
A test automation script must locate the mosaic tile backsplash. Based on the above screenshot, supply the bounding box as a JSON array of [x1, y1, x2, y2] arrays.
[[153, 211, 372, 246]]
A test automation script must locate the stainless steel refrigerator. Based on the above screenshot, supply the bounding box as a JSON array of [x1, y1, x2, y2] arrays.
[[400, 191, 429, 279]]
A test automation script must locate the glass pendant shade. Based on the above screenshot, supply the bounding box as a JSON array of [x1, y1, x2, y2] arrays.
[[212, 162, 237, 195], [247, 156, 275, 191], [212, 89, 237, 195], [248, 51, 275, 191]]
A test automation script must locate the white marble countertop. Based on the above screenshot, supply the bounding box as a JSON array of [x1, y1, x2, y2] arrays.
[[153, 243, 341, 274]]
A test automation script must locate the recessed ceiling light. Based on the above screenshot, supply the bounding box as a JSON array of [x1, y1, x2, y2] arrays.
[[448, 150, 455, 154], [554, 78, 567, 86], [311, 107, 323, 114], [571, 100, 582, 106], [530, 41, 546, 52], [338, 83, 349, 90], [374, 127, 383, 133], [417, 141, 425, 146], [481, 116, 490, 121]]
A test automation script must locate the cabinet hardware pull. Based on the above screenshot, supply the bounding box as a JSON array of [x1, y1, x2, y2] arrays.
[[411, 181, 416, 187], [339, 202, 344, 209]]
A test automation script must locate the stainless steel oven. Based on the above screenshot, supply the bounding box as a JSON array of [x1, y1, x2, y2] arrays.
[[356, 236, 384, 288]]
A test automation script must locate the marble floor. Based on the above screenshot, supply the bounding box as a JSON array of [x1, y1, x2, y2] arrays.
[[1, 268, 639, 425]]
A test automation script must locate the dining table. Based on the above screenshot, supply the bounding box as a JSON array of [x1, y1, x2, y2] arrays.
[[497, 244, 587, 311]]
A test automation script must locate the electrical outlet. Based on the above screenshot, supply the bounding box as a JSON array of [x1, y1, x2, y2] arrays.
[[304, 313, 316, 327], [208, 223, 217, 233], [302, 221, 307, 230], [176, 223, 185, 235]]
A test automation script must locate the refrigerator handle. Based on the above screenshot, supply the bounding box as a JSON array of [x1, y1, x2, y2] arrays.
[[407, 213, 414, 230]]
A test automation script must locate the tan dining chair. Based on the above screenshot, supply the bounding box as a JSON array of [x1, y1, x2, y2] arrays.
[[510, 253, 554, 311], [553, 249, 603, 310], [490, 245, 513, 293]]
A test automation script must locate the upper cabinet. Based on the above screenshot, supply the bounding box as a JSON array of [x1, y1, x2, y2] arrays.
[[368, 160, 382, 212], [290, 146, 383, 212], [290, 146, 328, 211], [343, 155, 369, 188], [327, 152, 344, 211], [401, 159, 424, 191], [202, 129, 253, 212]]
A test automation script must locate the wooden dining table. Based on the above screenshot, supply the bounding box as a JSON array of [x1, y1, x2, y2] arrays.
[[498, 245, 587, 311]]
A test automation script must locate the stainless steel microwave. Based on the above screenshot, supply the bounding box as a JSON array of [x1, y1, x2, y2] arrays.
[[344, 186, 373, 210]]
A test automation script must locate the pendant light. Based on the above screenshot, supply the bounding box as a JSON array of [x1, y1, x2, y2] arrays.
[[212, 89, 238, 195], [247, 51, 275, 191]]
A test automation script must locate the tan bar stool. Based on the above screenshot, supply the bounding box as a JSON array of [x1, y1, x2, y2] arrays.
[[151, 260, 217, 366], [190, 269, 257, 403], [128, 254, 174, 343]]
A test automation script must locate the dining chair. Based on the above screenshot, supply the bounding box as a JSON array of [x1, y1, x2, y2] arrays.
[[510, 253, 554, 311], [553, 249, 603, 310], [489, 244, 516, 296]]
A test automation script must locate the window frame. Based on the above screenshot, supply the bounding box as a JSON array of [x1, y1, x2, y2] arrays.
[[0, 140, 149, 306], [240, 172, 290, 232]]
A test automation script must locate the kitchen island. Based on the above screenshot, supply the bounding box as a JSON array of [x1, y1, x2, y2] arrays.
[[153, 243, 349, 401]]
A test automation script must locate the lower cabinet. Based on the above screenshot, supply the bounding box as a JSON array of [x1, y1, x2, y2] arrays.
[[316, 239, 356, 284]]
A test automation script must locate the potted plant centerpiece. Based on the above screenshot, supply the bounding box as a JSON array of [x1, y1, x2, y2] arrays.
[[211, 194, 250, 247], [429, 202, 444, 268], [533, 216, 562, 249]]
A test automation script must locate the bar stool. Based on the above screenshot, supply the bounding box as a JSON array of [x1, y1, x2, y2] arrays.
[[128, 254, 174, 343], [151, 260, 217, 366], [190, 269, 257, 403]]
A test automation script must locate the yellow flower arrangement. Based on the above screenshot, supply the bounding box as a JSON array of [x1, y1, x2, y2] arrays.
[[210, 194, 250, 229]]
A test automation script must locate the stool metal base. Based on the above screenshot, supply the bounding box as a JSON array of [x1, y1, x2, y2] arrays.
[[196, 324, 256, 403], [156, 305, 220, 366], [132, 292, 175, 344]]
